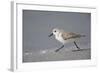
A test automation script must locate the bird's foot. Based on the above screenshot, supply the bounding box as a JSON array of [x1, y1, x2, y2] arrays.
[[72, 49, 88, 52], [72, 49, 81, 52], [55, 45, 64, 52], [55, 49, 60, 52]]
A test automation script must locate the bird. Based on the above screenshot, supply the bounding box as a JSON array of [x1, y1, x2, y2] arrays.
[[48, 28, 85, 52]]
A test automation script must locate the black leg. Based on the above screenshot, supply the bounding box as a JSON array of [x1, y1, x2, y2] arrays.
[[55, 45, 64, 52], [74, 41, 80, 50]]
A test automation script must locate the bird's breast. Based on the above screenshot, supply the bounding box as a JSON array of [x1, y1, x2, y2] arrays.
[[55, 33, 66, 44]]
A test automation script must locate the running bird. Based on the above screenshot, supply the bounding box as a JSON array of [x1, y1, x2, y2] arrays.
[[48, 28, 85, 52]]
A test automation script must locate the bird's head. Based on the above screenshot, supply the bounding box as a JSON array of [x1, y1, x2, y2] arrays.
[[48, 28, 60, 37]]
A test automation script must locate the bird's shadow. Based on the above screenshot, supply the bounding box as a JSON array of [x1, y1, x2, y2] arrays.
[[72, 48, 90, 52]]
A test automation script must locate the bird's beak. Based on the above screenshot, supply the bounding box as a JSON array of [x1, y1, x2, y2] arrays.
[[48, 33, 53, 37]]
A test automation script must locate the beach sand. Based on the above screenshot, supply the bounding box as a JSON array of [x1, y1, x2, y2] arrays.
[[23, 48, 91, 62]]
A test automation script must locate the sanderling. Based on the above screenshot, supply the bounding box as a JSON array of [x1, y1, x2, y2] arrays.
[[48, 28, 85, 52]]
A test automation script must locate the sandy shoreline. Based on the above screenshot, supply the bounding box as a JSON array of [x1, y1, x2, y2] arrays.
[[23, 48, 91, 62]]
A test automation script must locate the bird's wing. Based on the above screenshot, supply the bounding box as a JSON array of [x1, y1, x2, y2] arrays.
[[62, 32, 81, 40]]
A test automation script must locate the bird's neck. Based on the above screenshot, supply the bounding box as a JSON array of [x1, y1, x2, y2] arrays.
[[55, 32, 61, 37]]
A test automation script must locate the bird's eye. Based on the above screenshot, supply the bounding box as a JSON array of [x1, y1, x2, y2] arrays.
[[54, 30, 56, 32]]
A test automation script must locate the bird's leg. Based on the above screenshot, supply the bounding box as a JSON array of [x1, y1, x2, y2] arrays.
[[73, 41, 81, 51], [55, 45, 64, 52]]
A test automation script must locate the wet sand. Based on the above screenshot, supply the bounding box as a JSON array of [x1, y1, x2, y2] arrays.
[[23, 48, 91, 62]]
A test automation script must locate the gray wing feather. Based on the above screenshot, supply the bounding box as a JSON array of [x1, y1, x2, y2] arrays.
[[62, 32, 82, 40]]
